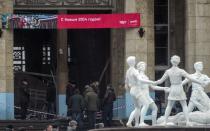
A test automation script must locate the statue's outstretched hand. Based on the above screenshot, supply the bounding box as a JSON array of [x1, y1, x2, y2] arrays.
[[164, 87, 170, 93], [153, 81, 158, 85], [151, 81, 156, 85]]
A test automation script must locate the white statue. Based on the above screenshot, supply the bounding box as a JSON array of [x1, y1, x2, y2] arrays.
[[182, 61, 210, 112], [125, 56, 155, 127], [136, 61, 168, 126], [125, 99, 141, 127], [155, 55, 204, 126]]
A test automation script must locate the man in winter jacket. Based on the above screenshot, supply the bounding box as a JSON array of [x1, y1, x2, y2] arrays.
[[85, 87, 99, 129]]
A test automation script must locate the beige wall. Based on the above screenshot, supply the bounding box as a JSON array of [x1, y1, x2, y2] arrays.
[[185, 0, 210, 92], [0, 0, 14, 119], [125, 0, 155, 80], [0, 0, 14, 93]]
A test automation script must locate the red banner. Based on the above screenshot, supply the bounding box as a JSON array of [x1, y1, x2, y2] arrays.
[[57, 13, 140, 29]]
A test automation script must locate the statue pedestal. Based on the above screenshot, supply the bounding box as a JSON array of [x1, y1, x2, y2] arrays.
[[89, 126, 210, 131]]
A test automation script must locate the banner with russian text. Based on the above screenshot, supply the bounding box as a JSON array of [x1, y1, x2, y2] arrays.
[[2, 13, 140, 29], [57, 13, 140, 29]]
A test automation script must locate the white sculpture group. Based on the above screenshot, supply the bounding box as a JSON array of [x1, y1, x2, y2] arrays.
[[125, 55, 210, 127]]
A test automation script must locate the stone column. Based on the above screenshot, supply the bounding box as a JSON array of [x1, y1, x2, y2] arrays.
[[170, 0, 185, 67], [185, 0, 210, 92], [111, 0, 126, 118], [56, 11, 68, 116], [124, 0, 155, 117], [185, 0, 196, 73], [0, 0, 14, 120]]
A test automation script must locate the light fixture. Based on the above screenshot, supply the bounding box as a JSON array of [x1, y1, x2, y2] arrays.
[[138, 27, 145, 38], [0, 29, 2, 38]]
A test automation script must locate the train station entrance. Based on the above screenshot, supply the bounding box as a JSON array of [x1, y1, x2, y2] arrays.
[[0, 10, 140, 118], [13, 11, 112, 118]]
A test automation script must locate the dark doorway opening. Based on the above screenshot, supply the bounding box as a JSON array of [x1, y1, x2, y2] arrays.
[[13, 10, 58, 119], [68, 29, 110, 98], [14, 29, 57, 119], [67, 10, 111, 98]]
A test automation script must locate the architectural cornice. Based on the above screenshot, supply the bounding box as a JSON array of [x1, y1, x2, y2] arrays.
[[14, 0, 115, 10]]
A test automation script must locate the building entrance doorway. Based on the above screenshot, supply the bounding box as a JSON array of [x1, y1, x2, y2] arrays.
[[14, 29, 57, 119], [67, 10, 111, 98], [68, 29, 110, 97]]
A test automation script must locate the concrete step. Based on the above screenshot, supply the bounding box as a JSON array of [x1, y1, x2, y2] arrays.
[[0, 119, 69, 131]]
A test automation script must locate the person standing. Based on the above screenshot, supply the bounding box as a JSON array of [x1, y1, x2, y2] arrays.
[[46, 82, 56, 115], [69, 89, 84, 129], [66, 82, 76, 116], [85, 87, 99, 129], [102, 84, 116, 127], [19, 79, 30, 120]]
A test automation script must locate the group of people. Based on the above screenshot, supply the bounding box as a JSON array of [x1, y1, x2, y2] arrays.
[[66, 81, 116, 130], [125, 55, 210, 127], [18, 77, 116, 130]]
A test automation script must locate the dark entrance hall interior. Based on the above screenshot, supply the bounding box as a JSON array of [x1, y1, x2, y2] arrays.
[[14, 29, 57, 118], [68, 29, 110, 96]]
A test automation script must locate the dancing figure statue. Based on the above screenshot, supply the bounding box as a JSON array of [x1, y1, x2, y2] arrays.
[[182, 61, 210, 112], [136, 61, 168, 126], [125, 56, 155, 127], [155, 55, 204, 126]]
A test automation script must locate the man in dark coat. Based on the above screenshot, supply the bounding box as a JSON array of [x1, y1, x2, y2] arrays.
[[19, 79, 30, 120], [102, 84, 116, 127], [85, 87, 99, 129], [69, 89, 84, 129], [46, 82, 56, 114], [66, 82, 76, 116]]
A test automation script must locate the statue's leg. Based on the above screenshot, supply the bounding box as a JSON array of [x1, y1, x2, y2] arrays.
[[149, 103, 158, 125], [194, 100, 207, 112], [127, 107, 141, 127], [134, 99, 142, 127], [192, 93, 208, 112], [164, 100, 175, 124], [126, 109, 136, 127], [180, 100, 190, 125], [190, 91, 205, 112], [139, 104, 149, 126], [126, 97, 140, 127], [187, 101, 195, 113], [200, 91, 210, 110], [134, 108, 141, 127]]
